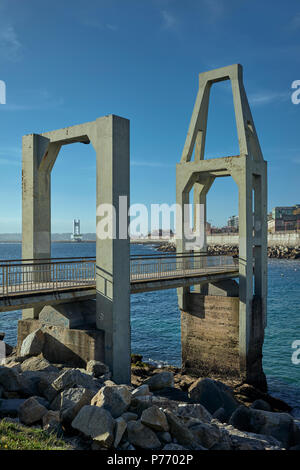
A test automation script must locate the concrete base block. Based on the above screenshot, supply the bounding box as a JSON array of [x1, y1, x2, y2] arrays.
[[181, 292, 267, 389], [17, 319, 105, 368], [181, 293, 240, 377], [39, 300, 96, 329]]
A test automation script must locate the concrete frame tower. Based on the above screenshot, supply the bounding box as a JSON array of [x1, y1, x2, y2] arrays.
[[21, 115, 131, 384], [176, 64, 268, 390]]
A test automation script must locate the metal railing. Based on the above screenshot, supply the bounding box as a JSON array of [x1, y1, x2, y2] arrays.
[[0, 257, 96, 296], [0, 253, 238, 296], [130, 252, 238, 281]]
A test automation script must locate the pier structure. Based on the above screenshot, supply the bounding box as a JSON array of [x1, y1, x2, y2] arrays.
[[21, 115, 131, 384], [176, 64, 268, 389], [0, 65, 268, 389]]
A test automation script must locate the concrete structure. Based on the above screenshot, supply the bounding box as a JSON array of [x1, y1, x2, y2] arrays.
[[176, 64, 268, 390], [71, 219, 83, 242], [21, 115, 130, 384]]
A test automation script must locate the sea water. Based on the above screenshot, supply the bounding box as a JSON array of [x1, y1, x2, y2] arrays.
[[0, 242, 299, 409]]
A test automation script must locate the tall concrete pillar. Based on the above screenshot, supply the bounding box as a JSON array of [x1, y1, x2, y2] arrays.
[[91, 115, 131, 384], [176, 64, 267, 390]]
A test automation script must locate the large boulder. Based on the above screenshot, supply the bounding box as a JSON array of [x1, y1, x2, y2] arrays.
[[114, 417, 127, 448], [19, 397, 48, 425], [164, 410, 204, 450], [189, 378, 238, 420], [141, 406, 169, 432], [189, 421, 222, 449], [132, 384, 151, 398], [91, 385, 131, 418], [144, 372, 174, 391], [127, 420, 161, 450], [219, 423, 283, 450], [0, 398, 25, 417], [20, 329, 45, 356], [20, 355, 59, 374], [229, 405, 295, 448], [0, 366, 20, 392], [176, 403, 212, 423], [52, 368, 100, 393], [86, 360, 109, 378], [60, 387, 96, 423], [72, 405, 115, 448]]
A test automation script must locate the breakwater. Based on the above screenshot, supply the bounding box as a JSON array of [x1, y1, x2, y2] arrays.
[[157, 242, 300, 259]]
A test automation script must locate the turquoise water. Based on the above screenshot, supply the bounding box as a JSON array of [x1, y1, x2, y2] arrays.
[[0, 242, 299, 408]]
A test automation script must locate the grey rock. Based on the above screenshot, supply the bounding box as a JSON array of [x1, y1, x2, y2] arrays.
[[132, 384, 151, 398], [164, 409, 201, 450], [250, 399, 272, 412], [19, 397, 48, 425], [176, 403, 212, 423], [127, 420, 161, 450], [86, 360, 109, 378], [52, 368, 100, 393], [189, 378, 238, 420], [60, 387, 96, 423], [0, 398, 25, 417], [0, 366, 20, 392], [42, 410, 60, 428], [157, 431, 172, 443], [91, 385, 131, 418], [72, 405, 115, 449], [20, 329, 45, 356], [189, 422, 221, 449], [229, 406, 294, 448], [224, 424, 283, 450], [114, 417, 127, 448], [144, 372, 174, 391], [20, 355, 59, 374], [141, 406, 169, 432], [212, 407, 227, 423], [163, 443, 188, 450], [121, 411, 138, 422]]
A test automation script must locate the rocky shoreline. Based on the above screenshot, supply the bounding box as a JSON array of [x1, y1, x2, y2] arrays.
[[157, 242, 300, 259], [0, 329, 299, 451]]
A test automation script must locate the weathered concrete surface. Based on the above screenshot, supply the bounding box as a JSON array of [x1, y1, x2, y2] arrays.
[[39, 300, 96, 329], [181, 293, 240, 377], [17, 319, 105, 368], [176, 64, 268, 390], [22, 115, 131, 384]]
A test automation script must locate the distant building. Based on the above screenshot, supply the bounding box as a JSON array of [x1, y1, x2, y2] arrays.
[[227, 215, 239, 232], [71, 218, 83, 242], [269, 205, 300, 232]]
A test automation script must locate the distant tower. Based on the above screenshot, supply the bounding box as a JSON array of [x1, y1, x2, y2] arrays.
[[71, 218, 83, 242]]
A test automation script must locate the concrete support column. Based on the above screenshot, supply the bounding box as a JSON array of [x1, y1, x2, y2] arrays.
[[193, 176, 215, 293], [22, 135, 60, 319], [93, 115, 131, 384]]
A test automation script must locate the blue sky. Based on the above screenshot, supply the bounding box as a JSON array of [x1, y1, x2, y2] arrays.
[[0, 0, 299, 233]]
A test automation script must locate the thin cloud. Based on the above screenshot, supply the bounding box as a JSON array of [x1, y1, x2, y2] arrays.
[[82, 18, 118, 31], [289, 14, 300, 30], [248, 91, 289, 106], [0, 24, 22, 61], [161, 10, 178, 31]]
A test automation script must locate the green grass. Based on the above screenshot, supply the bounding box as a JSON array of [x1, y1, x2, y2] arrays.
[[0, 419, 72, 450]]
